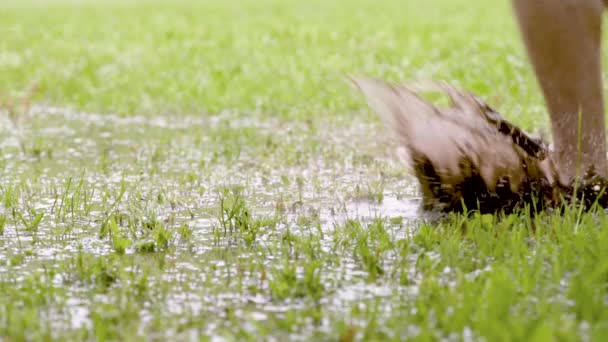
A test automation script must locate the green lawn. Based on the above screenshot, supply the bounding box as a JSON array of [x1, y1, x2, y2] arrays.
[[1, 0, 608, 341]]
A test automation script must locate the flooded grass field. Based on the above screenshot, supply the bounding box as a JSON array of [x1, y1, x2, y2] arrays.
[[2, 0, 608, 340]]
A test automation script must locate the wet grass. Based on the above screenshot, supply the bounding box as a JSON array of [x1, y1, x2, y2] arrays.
[[1, 0, 608, 340]]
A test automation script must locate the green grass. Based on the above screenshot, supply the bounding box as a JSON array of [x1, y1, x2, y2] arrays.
[[1, 0, 608, 341]]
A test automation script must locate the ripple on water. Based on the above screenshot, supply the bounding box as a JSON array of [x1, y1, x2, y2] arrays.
[[0, 106, 430, 338]]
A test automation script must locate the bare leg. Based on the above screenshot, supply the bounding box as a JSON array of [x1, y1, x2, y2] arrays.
[[512, 0, 607, 181]]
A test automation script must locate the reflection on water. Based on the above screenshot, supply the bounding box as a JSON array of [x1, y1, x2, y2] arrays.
[[0, 106, 428, 339]]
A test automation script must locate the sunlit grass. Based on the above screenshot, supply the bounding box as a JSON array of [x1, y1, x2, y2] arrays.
[[1, 0, 608, 341], [1, 0, 546, 125]]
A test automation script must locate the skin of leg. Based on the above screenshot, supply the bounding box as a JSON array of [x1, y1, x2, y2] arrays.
[[511, 0, 607, 181]]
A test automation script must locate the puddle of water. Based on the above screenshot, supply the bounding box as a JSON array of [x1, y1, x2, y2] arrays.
[[0, 105, 429, 339]]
